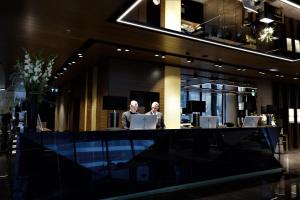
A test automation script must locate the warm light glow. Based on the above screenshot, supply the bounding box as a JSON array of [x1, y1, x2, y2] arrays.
[[287, 38, 293, 52], [280, 0, 300, 10], [259, 18, 274, 24], [295, 40, 300, 53], [117, 0, 300, 62], [297, 109, 300, 123], [289, 108, 294, 123]]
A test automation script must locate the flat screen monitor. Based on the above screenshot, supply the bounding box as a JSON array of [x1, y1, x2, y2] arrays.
[[102, 96, 128, 110], [243, 116, 261, 128], [199, 116, 218, 128], [186, 101, 206, 113], [130, 114, 157, 130]]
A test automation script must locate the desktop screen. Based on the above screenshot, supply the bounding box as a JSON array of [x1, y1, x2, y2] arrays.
[[130, 114, 157, 130]]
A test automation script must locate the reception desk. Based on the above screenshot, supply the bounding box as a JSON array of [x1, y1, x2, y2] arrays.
[[15, 127, 282, 199]]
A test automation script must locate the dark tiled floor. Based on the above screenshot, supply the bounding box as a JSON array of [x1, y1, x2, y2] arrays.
[[137, 151, 300, 200], [0, 153, 10, 200]]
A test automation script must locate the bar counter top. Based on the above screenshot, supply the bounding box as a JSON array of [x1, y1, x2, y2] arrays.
[[16, 126, 282, 199]]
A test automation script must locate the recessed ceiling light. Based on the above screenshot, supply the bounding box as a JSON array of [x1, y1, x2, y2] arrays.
[[186, 58, 193, 63], [154, 53, 160, 57], [258, 72, 265, 75], [275, 74, 280, 77], [161, 53, 166, 59], [77, 53, 82, 56], [63, 67, 68, 71], [293, 77, 299, 80], [117, 48, 122, 52], [68, 62, 72, 65], [125, 49, 130, 52], [259, 18, 274, 24], [54, 76, 58, 79], [0, 88, 5, 91], [269, 68, 279, 72], [280, 75, 284, 78], [78, 55, 83, 58], [72, 61, 76, 64], [153, 0, 160, 5], [214, 64, 222, 68]]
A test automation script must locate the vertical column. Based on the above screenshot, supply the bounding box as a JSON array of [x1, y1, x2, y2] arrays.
[[161, 0, 181, 129], [161, 0, 181, 31], [164, 66, 181, 129], [84, 72, 88, 131], [91, 66, 98, 131]]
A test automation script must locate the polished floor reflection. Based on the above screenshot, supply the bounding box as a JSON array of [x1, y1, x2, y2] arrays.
[[137, 150, 300, 200]]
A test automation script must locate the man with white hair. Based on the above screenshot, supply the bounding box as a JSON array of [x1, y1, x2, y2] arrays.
[[121, 100, 139, 129], [146, 101, 165, 129]]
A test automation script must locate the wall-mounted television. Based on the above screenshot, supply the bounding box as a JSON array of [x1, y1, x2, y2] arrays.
[[102, 96, 128, 110], [186, 101, 206, 113]]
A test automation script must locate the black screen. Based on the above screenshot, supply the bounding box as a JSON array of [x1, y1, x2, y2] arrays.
[[103, 96, 128, 110], [186, 101, 206, 113]]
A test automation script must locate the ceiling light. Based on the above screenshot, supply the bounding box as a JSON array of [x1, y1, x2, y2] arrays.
[[269, 68, 279, 72], [259, 18, 274, 24], [78, 55, 83, 58], [68, 62, 72, 65], [280, 75, 284, 78], [186, 58, 193, 63], [63, 67, 68, 71], [258, 72, 265, 75], [125, 49, 130, 52], [275, 74, 280, 77], [161, 53, 166, 59], [153, 0, 160, 5], [116, 0, 300, 62], [0, 88, 5, 91], [117, 48, 122, 51], [154, 53, 160, 57], [214, 63, 222, 68], [72, 61, 76, 64], [293, 77, 299, 80], [237, 68, 241, 71], [77, 53, 82, 56]]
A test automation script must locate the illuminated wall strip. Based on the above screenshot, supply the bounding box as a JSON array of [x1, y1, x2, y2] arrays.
[[280, 0, 300, 9], [117, 0, 300, 62]]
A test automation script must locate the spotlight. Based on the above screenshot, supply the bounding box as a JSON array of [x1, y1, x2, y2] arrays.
[[214, 63, 222, 68], [186, 58, 193, 63], [153, 0, 160, 5]]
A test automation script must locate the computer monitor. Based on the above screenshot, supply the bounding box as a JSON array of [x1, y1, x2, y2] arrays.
[[199, 116, 218, 128], [130, 114, 157, 130], [243, 116, 261, 128]]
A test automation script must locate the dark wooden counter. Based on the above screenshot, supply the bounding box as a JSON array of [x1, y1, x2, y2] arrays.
[[15, 127, 282, 199]]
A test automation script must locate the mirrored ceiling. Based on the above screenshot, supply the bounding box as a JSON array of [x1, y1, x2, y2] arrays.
[[118, 0, 300, 62]]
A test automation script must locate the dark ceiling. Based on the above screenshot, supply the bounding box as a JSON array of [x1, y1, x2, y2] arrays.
[[1, 0, 300, 85]]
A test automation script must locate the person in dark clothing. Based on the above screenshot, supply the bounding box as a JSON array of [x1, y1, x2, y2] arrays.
[[121, 100, 139, 129]]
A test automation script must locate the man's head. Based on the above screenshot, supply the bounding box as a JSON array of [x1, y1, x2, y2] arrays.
[[151, 102, 159, 113], [129, 100, 138, 113]]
